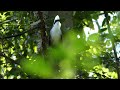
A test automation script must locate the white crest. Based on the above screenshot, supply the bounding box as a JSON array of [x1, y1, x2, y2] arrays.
[[54, 15, 60, 23]]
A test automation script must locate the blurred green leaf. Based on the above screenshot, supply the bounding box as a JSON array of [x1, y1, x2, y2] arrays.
[[21, 55, 54, 78], [99, 28, 107, 33], [102, 18, 106, 27]]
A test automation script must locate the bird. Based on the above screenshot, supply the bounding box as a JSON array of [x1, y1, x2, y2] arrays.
[[50, 15, 62, 46]]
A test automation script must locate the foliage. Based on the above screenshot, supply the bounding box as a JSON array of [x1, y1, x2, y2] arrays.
[[0, 11, 38, 79], [0, 11, 119, 79], [89, 65, 117, 79]]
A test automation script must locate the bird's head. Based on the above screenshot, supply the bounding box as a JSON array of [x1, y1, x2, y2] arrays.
[[54, 15, 60, 24]]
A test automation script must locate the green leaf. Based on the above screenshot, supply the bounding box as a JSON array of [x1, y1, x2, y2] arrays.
[[102, 18, 106, 27], [108, 16, 110, 22], [99, 28, 107, 33], [89, 22, 94, 30]]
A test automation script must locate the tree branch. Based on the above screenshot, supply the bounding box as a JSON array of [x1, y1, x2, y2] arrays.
[[37, 11, 48, 54], [0, 17, 17, 25], [0, 20, 41, 39]]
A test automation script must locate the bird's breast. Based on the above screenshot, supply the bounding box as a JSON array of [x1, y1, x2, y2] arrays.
[[50, 21, 62, 45]]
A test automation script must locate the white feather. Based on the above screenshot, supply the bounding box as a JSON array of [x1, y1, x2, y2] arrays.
[[50, 15, 62, 45]]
